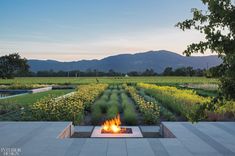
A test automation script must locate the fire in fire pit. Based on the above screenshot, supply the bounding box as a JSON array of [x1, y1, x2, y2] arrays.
[[101, 114, 132, 134]]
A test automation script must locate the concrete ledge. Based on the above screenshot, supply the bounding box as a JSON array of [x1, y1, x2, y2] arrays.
[[30, 86, 52, 93], [160, 123, 176, 138], [0, 92, 28, 99], [55, 92, 76, 101], [140, 126, 161, 138], [57, 122, 74, 139], [0, 87, 52, 99], [72, 126, 94, 138]]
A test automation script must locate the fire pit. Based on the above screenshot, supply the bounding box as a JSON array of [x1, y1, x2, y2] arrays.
[[91, 114, 143, 138]]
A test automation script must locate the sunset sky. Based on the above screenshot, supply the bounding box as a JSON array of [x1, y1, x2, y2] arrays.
[[0, 0, 212, 61]]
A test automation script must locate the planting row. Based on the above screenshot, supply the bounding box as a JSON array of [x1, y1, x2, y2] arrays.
[[136, 88, 176, 121], [123, 84, 160, 124], [91, 85, 138, 125], [30, 84, 108, 124], [137, 83, 211, 122]]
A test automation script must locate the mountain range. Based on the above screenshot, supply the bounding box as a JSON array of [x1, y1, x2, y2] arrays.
[[28, 50, 222, 73]]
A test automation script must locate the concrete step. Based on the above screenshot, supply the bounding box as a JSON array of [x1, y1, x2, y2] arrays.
[[139, 126, 161, 138], [72, 126, 94, 138]]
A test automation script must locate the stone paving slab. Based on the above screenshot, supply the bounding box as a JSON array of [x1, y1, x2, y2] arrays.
[[162, 122, 221, 156], [160, 138, 193, 156], [0, 122, 235, 156], [79, 139, 109, 156], [148, 138, 170, 156], [126, 139, 155, 156], [192, 122, 235, 154], [140, 126, 160, 132], [211, 122, 235, 136], [63, 139, 87, 156], [74, 126, 94, 132], [107, 139, 127, 156]]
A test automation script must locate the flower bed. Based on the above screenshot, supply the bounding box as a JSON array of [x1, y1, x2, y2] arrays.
[[124, 84, 160, 124], [137, 83, 211, 122], [30, 84, 108, 124]]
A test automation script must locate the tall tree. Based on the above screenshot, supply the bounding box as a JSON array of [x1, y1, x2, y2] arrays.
[[0, 53, 29, 79], [163, 67, 174, 76], [176, 0, 235, 99]]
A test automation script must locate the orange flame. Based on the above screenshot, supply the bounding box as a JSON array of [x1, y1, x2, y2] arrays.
[[102, 114, 121, 133]]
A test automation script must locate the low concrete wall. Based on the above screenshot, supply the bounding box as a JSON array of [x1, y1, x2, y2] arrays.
[[30, 86, 52, 93], [0, 87, 52, 99], [55, 92, 76, 101], [57, 122, 74, 139], [0, 92, 29, 99], [160, 123, 176, 138]]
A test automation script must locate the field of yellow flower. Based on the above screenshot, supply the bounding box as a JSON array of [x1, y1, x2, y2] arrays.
[[30, 84, 108, 124], [123, 84, 160, 124], [75, 84, 108, 111], [137, 83, 211, 122]]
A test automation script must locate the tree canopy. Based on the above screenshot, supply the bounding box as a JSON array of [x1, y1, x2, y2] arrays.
[[0, 53, 29, 79], [176, 0, 235, 99]]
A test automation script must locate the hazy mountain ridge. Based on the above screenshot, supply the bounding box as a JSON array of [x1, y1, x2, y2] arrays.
[[28, 50, 222, 73]]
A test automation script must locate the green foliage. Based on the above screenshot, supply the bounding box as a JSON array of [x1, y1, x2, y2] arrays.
[[100, 94, 109, 101], [0, 83, 48, 90], [123, 106, 137, 125], [0, 102, 22, 116], [120, 92, 138, 125], [205, 64, 224, 78], [0, 77, 219, 85], [0, 53, 29, 79], [220, 77, 235, 99], [138, 89, 176, 121], [30, 95, 84, 124], [124, 84, 160, 124], [138, 83, 210, 122], [91, 104, 103, 124], [110, 93, 119, 101], [216, 100, 235, 119], [93, 100, 107, 114], [163, 66, 205, 76], [107, 104, 119, 119], [30, 84, 108, 124], [176, 0, 235, 99]]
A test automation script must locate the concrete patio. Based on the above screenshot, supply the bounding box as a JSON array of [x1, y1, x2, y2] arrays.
[[0, 122, 234, 156]]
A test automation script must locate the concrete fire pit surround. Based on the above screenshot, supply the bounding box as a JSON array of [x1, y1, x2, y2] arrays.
[[91, 126, 143, 138]]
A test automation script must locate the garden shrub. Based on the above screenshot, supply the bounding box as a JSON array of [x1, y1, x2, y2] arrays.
[[31, 95, 84, 124], [138, 83, 210, 122], [91, 104, 103, 124], [107, 104, 119, 119], [124, 84, 160, 124], [30, 84, 108, 124], [123, 105, 137, 125]]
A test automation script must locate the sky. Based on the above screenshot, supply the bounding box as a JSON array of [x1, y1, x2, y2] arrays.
[[0, 0, 212, 61]]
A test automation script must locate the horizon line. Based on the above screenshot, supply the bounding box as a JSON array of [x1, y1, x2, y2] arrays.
[[24, 50, 218, 62]]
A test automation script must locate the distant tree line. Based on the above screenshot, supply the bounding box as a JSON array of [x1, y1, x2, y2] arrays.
[[21, 69, 158, 77], [162, 67, 205, 76], [19, 67, 215, 77]]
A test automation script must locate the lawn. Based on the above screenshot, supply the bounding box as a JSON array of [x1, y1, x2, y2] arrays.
[[0, 89, 74, 106], [0, 76, 219, 85]]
